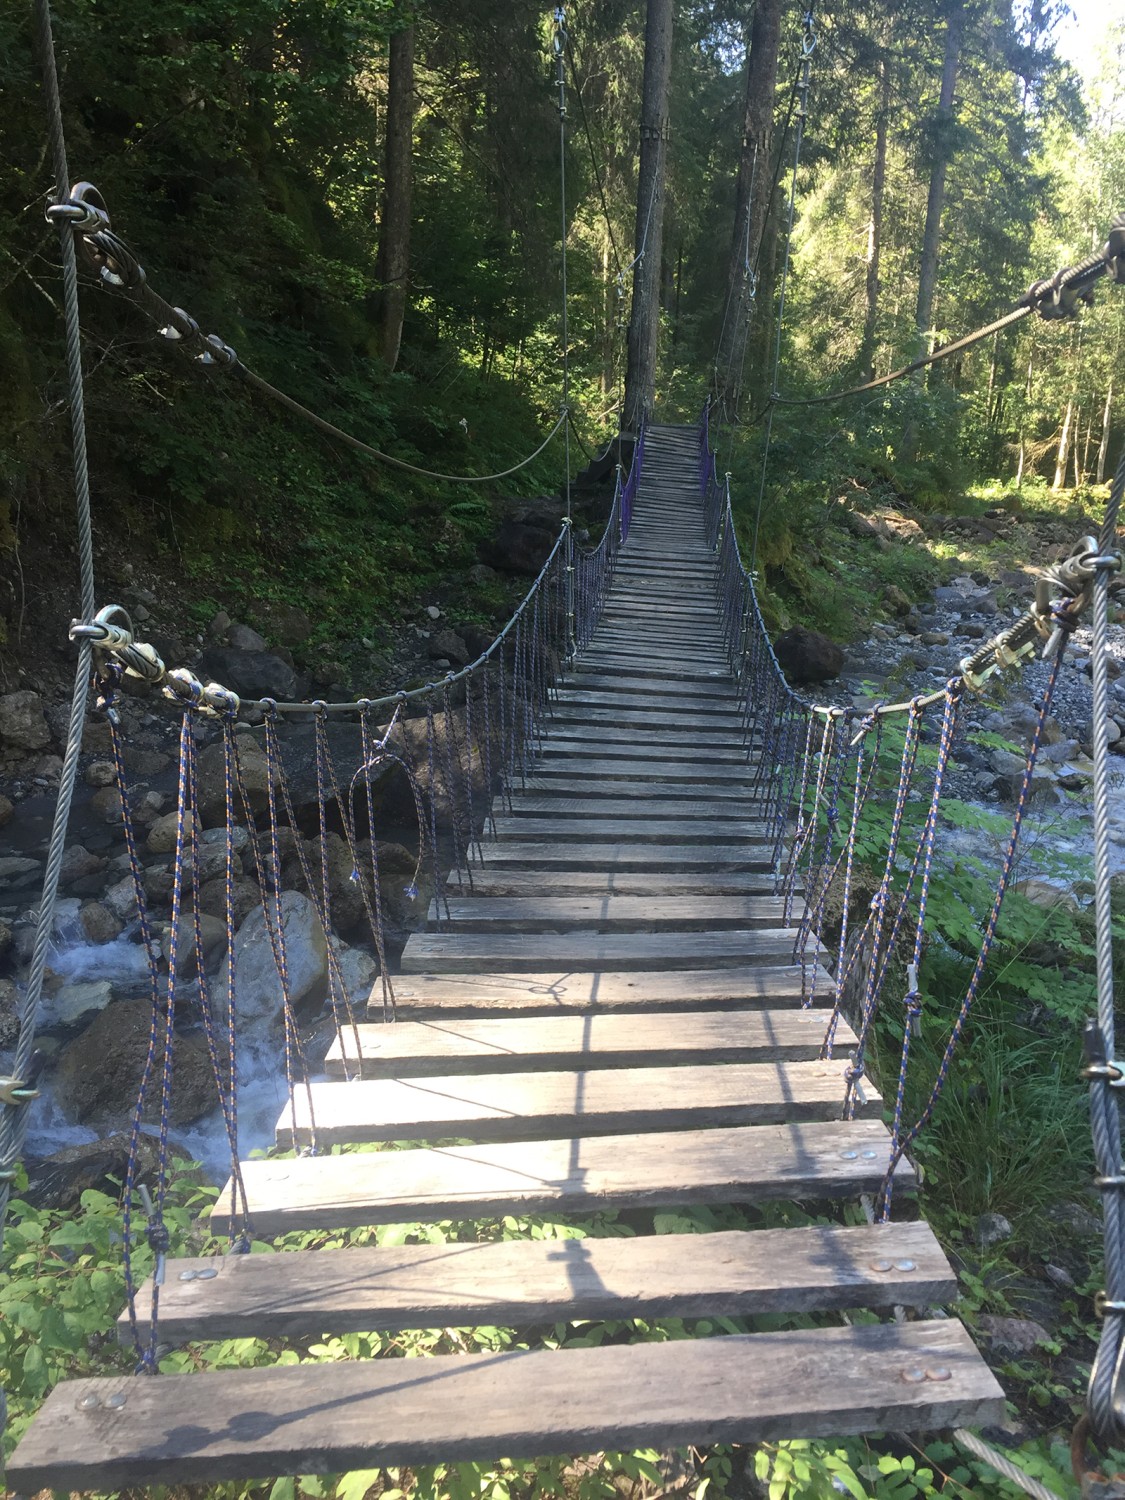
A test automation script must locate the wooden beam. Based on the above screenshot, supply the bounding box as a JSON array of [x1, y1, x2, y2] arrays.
[[274, 1058, 875, 1149], [325, 1008, 848, 1076], [119, 1221, 953, 1345], [11, 1322, 1003, 1492], [211, 1119, 912, 1235]]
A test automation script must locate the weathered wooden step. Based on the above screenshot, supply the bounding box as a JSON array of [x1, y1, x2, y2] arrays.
[[463, 868, 784, 896], [14, 1319, 1002, 1492], [487, 817, 766, 844], [526, 759, 756, 785], [276, 1057, 869, 1149], [213, 1118, 912, 1235], [427, 895, 795, 932], [400, 929, 812, 973], [558, 676, 735, 700], [119, 1220, 951, 1346], [504, 796, 763, 819], [549, 706, 746, 731], [539, 720, 753, 743], [574, 659, 731, 683], [539, 739, 753, 764], [475, 841, 775, 871], [382, 964, 830, 1016], [518, 774, 758, 801], [326, 1008, 843, 1077]]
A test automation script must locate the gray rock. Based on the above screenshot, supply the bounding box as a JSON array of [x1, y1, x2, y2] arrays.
[[54, 999, 221, 1128], [103, 875, 139, 924], [0, 856, 42, 891], [976, 1315, 1051, 1355], [85, 760, 118, 788], [59, 844, 106, 886], [1045, 1263, 1075, 1290], [198, 646, 297, 703], [218, 890, 328, 1029], [160, 910, 228, 976], [228, 622, 270, 653], [79, 900, 123, 945], [196, 877, 262, 928], [468, 563, 498, 587], [975, 1211, 1013, 1248], [0, 793, 12, 827], [425, 604, 442, 620], [146, 809, 200, 855], [428, 629, 471, 667], [208, 609, 232, 639], [920, 631, 949, 647], [44, 979, 116, 1030], [0, 690, 51, 752], [774, 626, 845, 685], [195, 735, 275, 827], [331, 942, 380, 1010]]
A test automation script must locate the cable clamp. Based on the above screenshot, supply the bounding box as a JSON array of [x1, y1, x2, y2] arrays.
[[1083, 1020, 1125, 1087], [0, 1076, 40, 1108], [1096, 1292, 1125, 1318]]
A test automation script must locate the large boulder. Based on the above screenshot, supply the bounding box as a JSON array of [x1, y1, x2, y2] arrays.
[[195, 736, 276, 827], [199, 646, 297, 703], [774, 626, 845, 685], [481, 519, 557, 576], [54, 998, 222, 1128], [24, 1133, 201, 1212], [218, 889, 329, 1030], [0, 690, 51, 752]]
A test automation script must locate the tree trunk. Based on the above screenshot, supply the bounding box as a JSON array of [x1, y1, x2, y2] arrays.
[[714, 0, 783, 417], [1053, 398, 1073, 490], [375, 16, 414, 372], [915, 0, 965, 347], [622, 0, 675, 438], [858, 49, 891, 384], [1098, 377, 1114, 484]]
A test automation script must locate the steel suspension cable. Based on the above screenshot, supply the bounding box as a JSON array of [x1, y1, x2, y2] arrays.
[[0, 0, 100, 1257]]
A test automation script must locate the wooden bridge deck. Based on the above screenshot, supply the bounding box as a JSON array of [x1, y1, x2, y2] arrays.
[[8, 424, 1002, 1492]]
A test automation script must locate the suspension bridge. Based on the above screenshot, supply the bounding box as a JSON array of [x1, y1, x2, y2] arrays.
[[6, 0, 1125, 1491], [7, 420, 1011, 1490]]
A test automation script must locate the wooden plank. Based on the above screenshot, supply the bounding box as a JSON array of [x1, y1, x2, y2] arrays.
[[425, 894, 798, 932], [527, 761, 758, 784], [543, 726, 753, 750], [574, 659, 731, 682], [486, 818, 767, 844], [548, 706, 746, 729], [400, 929, 812, 974], [538, 739, 753, 764], [504, 796, 764, 818], [212, 1118, 914, 1235], [325, 1008, 849, 1077], [380, 964, 833, 1016], [119, 1221, 952, 1345], [558, 681, 735, 702], [473, 841, 776, 870], [12, 1320, 1003, 1491], [516, 775, 759, 802], [463, 869, 785, 896], [275, 1058, 873, 1148]]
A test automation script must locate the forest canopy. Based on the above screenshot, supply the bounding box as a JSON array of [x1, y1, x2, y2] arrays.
[[0, 0, 1121, 637]]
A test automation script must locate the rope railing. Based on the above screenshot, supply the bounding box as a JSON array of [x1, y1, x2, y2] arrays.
[[698, 399, 1125, 1483]]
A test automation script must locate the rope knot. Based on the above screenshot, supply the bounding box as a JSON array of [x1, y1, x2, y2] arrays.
[[145, 1221, 170, 1256]]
